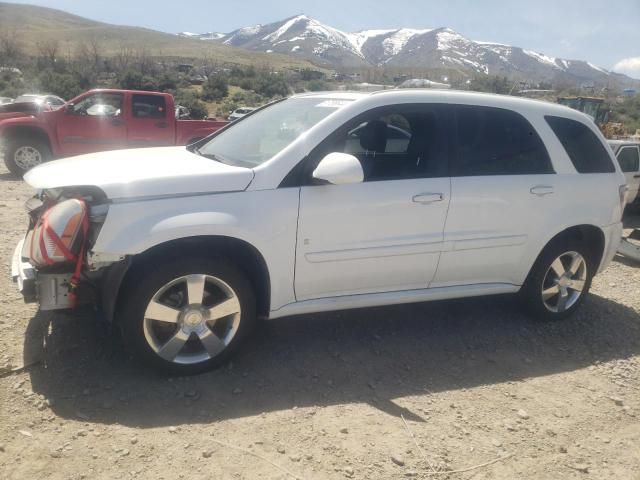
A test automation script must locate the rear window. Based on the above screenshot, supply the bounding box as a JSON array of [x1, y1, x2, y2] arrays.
[[545, 116, 615, 173], [452, 105, 553, 176], [617, 146, 640, 173], [132, 94, 166, 118]]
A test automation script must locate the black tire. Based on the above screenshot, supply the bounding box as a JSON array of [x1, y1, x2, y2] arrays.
[[3, 135, 52, 178], [119, 256, 256, 375], [520, 236, 595, 321]]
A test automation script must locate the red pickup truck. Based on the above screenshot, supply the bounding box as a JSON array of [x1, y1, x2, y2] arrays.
[[0, 89, 227, 176]]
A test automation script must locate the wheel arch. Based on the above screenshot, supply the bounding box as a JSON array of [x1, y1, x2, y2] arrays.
[[107, 235, 271, 324], [533, 224, 606, 275], [2, 125, 54, 152]]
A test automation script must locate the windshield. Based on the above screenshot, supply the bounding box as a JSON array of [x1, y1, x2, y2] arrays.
[[198, 97, 353, 167]]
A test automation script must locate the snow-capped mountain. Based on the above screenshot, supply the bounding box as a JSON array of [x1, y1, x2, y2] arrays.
[[220, 15, 365, 67], [177, 31, 225, 41], [180, 15, 636, 88]]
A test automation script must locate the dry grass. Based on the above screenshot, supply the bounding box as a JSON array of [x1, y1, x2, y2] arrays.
[[0, 2, 316, 69]]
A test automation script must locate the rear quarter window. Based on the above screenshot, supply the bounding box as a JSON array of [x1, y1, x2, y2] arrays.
[[616, 146, 640, 173], [545, 116, 615, 173], [132, 94, 167, 119]]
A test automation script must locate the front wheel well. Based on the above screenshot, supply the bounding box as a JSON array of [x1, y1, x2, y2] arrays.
[[115, 236, 271, 320], [2, 126, 52, 151]]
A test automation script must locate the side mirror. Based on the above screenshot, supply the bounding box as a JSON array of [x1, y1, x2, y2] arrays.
[[64, 103, 74, 114], [312, 152, 364, 185]]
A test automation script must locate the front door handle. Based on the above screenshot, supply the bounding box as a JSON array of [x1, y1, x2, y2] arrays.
[[634, 174, 640, 179], [530, 185, 554, 196], [412, 193, 443, 204], [111, 118, 124, 127], [155, 121, 168, 128]]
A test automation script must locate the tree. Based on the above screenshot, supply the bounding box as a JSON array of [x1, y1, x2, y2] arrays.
[[202, 75, 228, 101], [0, 28, 22, 66], [0, 70, 24, 98], [38, 69, 83, 99], [175, 89, 209, 119], [307, 79, 329, 91], [113, 43, 134, 72], [117, 70, 158, 91], [36, 39, 60, 69], [157, 73, 179, 92]]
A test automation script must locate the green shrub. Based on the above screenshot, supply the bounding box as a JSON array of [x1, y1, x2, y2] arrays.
[[202, 75, 229, 101], [307, 79, 329, 91], [175, 89, 209, 119], [38, 69, 84, 99], [117, 70, 159, 91], [253, 74, 289, 98]]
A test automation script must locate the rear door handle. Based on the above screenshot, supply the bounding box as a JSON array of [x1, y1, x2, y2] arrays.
[[634, 174, 640, 178], [530, 185, 554, 196], [111, 118, 124, 127], [412, 193, 443, 204], [155, 121, 168, 128]]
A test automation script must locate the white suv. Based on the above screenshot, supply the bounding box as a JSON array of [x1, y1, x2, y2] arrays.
[[12, 90, 626, 374]]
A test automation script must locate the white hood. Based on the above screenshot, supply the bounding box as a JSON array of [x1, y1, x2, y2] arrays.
[[24, 147, 254, 200]]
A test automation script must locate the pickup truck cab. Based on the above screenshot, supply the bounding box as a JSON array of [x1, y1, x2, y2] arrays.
[[608, 140, 640, 206], [0, 89, 227, 176], [12, 90, 625, 374]]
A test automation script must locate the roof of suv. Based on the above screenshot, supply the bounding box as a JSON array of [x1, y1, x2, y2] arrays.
[[291, 89, 591, 121], [608, 139, 640, 146]]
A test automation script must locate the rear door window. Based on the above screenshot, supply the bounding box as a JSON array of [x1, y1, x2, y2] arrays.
[[617, 146, 640, 173], [452, 105, 553, 176], [132, 94, 167, 118], [545, 116, 615, 173]]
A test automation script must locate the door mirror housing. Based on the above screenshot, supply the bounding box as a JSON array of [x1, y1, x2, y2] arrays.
[[312, 152, 364, 185], [64, 103, 74, 114]]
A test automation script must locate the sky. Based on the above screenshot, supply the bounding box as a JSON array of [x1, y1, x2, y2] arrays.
[[8, 0, 640, 77]]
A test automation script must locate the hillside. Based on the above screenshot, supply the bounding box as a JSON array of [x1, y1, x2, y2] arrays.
[[182, 14, 640, 90], [0, 2, 316, 69]]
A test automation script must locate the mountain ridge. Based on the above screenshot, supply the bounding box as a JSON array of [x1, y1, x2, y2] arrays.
[[179, 15, 638, 89]]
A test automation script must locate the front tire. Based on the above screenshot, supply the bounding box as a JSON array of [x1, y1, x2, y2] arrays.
[[520, 237, 594, 321], [119, 257, 256, 375], [3, 136, 52, 177]]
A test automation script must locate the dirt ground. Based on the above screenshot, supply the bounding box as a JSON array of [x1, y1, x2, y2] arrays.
[[1, 163, 639, 480]]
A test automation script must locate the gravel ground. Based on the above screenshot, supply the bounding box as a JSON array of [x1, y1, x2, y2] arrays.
[[1, 163, 639, 480]]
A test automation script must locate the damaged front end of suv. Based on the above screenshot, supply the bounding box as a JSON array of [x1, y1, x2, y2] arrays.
[[11, 185, 126, 314]]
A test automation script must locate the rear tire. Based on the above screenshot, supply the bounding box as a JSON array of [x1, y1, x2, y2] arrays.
[[3, 136, 52, 177], [119, 256, 256, 375], [520, 237, 594, 321]]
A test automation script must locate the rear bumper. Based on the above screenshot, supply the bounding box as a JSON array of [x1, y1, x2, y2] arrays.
[[11, 238, 36, 302], [598, 221, 623, 273]]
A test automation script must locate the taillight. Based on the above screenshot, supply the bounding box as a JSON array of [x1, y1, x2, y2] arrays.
[[29, 199, 88, 267]]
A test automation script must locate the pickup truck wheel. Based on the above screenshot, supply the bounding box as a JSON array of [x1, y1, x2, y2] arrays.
[[120, 257, 256, 375], [520, 238, 593, 321], [4, 137, 51, 177]]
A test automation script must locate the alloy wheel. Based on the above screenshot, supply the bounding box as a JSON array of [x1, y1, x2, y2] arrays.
[[142, 274, 241, 365], [14, 146, 43, 171], [541, 251, 588, 313]]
